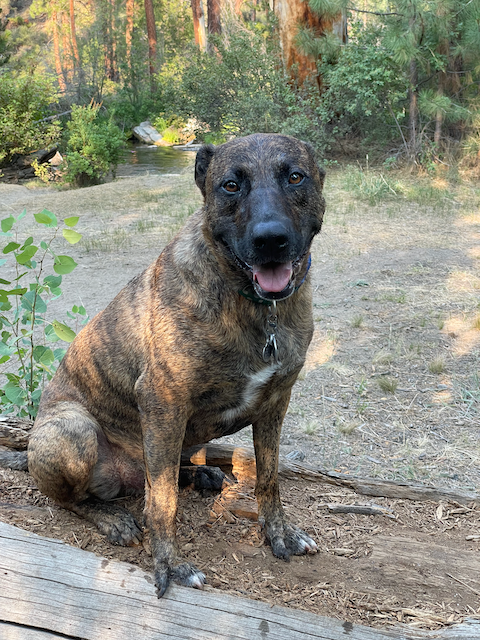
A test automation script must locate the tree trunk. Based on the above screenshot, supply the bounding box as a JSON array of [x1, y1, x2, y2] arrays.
[[274, 0, 345, 87], [144, 0, 157, 90], [408, 57, 418, 159], [126, 0, 134, 69], [61, 12, 74, 83], [191, 0, 206, 51], [69, 0, 81, 71], [51, 5, 66, 93], [434, 75, 445, 146], [207, 0, 220, 53], [207, 0, 221, 36], [105, 0, 119, 81]]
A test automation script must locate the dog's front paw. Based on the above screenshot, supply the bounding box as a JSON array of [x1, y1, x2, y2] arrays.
[[155, 561, 206, 598], [262, 520, 317, 561]]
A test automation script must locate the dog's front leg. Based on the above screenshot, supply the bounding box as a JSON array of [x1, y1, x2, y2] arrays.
[[252, 392, 318, 561], [138, 386, 205, 597]]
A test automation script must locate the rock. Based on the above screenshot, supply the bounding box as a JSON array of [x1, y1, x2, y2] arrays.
[[132, 121, 163, 146], [285, 450, 306, 462], [49, 151, 63, 166], [18, 148, 58, 168]]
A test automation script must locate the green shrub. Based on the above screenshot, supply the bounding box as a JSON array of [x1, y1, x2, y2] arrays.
[[0, 73, 61, 165], [0, 210, 87, 418], [156, 28, 325, 152], [61, 103, 125, 187]]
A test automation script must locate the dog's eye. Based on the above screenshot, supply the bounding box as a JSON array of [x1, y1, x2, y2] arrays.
[[223, 181, 239, 193], [289, 172, 304, 185]]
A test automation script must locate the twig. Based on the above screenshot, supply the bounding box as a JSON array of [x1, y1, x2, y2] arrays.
[[446, 572, 480, 596], [325, 503, 396, 518]]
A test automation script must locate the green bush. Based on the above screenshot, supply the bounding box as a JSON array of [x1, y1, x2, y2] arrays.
[[0, 72, 61, 165], [61, 103, 125, 187], [156, 28, 325, 151], [316, 23, 405, 148], [0, 210, 87, 418]]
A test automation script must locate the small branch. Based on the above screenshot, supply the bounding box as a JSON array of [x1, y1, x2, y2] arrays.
[[33, 110, 71, 124], [387, 102, 409, 156], [350, 7, 402, 16], [446, 573, 480, 597], [325, 503, 396, 518]]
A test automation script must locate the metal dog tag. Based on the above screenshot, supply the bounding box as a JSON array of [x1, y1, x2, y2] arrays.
[[263, 333, 278, 362]]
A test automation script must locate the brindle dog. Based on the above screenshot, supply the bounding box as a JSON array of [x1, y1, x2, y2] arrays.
[[28, 133, 326, 597]]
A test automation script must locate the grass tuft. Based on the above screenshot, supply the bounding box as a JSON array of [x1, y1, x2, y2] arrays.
[[378, 377, 398, 394], [429, 357, 446, 374]]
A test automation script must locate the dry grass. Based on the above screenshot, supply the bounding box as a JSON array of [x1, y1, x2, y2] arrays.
[[377, 377, 398, 394]]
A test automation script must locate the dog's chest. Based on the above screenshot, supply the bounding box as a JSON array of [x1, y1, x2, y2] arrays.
[[220, 364, 279, 425]]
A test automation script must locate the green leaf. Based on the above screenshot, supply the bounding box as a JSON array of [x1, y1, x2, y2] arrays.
[[34, 209, 58, 227], [62, 229, 82, 245], [3, 383, 27, 406], [7, 287, 27, 296], [17, 209, 27, 221], [21, 237, 34, 249], [44, 274, 63, 289], [45, 324, 60, 342], [3, 242, 20, 254], [16, 245, 38, 265], [21, 290, 48, 314], [0, 279, 10, 285], [1, 216, 15, 233], [33, 345, 55, 365], [53, 255, 77, 274], [51, 320, 76, 343], [40, 241, 48, 250], [0, 259, 6, 267], [64, 216, 79, 227], [0, 342, 13, 357], [53, 347, 67, 360]]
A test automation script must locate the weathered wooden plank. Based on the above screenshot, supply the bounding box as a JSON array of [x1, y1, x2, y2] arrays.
[[3, 521, 475, 640], [183, 444, 480, 506], [0, 622, 67, 639]]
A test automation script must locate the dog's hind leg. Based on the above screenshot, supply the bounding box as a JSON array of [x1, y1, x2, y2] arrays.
[[28, 401, 143, 545]]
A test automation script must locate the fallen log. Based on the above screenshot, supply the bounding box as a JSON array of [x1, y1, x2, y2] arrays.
[[1, 419, 478, 507], [1, 521, 479, 640], [182, 443, 480, 506]]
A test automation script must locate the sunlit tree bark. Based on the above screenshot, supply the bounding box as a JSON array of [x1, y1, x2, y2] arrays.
[[126, 0, 134, 68], [191, 0, 206, 51], [144, 0, 157, 89], [51, 5, 66, 92]]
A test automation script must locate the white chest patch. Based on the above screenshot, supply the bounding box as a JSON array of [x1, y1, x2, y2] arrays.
[[221, 364, 279, 424]]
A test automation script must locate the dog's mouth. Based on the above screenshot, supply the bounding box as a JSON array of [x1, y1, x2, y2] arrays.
[[221, 240, 309, 301], [251, 261, 295, 301]]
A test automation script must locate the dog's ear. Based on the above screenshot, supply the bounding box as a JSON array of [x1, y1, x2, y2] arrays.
[[195, 144, 216, 198], [301, 139, 326, 187]]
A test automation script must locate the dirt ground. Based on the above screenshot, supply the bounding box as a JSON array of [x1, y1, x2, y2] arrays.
[[1, 163, 480, 633]]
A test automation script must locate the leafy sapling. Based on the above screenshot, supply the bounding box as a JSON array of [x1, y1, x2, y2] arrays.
[[0, 209, 87, 418]]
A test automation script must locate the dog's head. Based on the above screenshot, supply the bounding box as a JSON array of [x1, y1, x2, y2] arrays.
[[195, 133, 325, 301]]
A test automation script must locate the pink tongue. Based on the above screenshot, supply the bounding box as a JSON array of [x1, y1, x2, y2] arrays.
[[253, 262, 293, 293]]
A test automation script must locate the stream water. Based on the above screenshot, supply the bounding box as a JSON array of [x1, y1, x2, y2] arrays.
[[117, 144, 197, 177]]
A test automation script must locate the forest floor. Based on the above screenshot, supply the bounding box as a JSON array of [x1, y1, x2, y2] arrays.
[[1, 163, 480, 633]]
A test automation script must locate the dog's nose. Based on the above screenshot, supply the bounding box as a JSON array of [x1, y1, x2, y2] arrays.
[[252, 221, 290, 257]]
